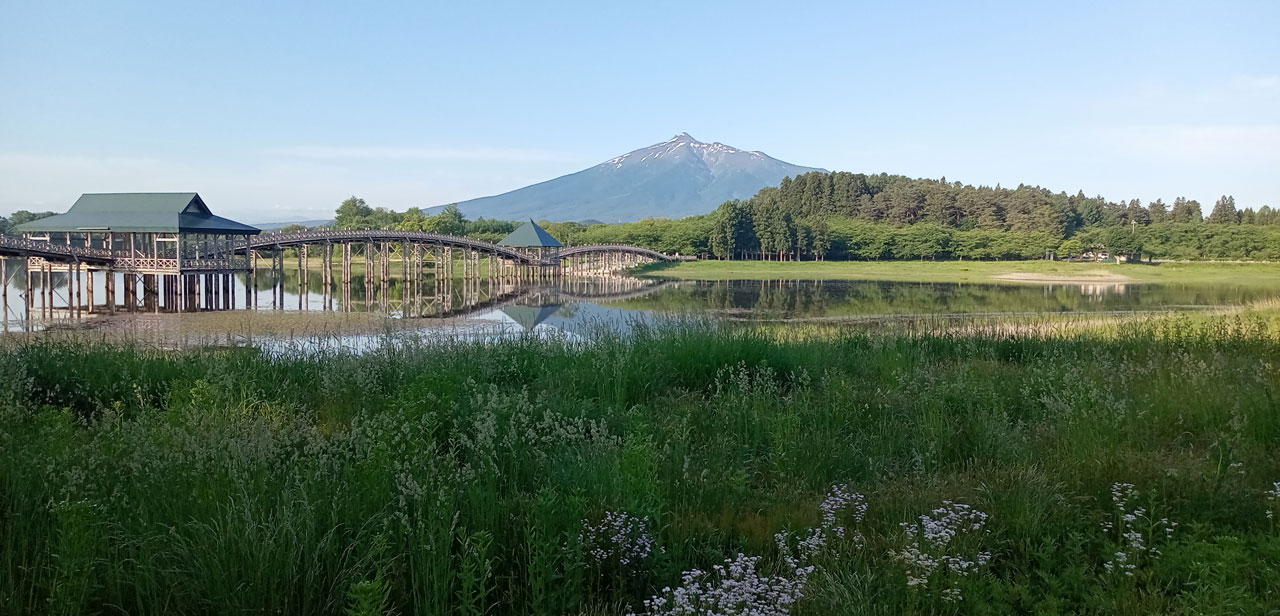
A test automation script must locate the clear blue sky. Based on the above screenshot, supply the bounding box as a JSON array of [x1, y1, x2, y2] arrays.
[[2, 0, 1277, 221]]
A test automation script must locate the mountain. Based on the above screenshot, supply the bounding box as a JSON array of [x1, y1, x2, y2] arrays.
[[253, 219, 336, 231], [443, 133, 824, 223]]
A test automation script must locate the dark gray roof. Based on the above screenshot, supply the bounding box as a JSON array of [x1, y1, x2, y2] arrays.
[[15, 193, 260, 235], [498, 219, 563, 247], [501, 304, 562, 330]]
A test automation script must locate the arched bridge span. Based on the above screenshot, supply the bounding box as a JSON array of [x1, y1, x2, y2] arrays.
[[245, 229, 537, 264], [548, 244, 680, 262], [2, 230, 684, 267]]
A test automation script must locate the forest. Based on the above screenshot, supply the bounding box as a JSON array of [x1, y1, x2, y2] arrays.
[[0, 210, 60, 237], [698, 172, 1279, 261], [138, 172, 1280, 262]]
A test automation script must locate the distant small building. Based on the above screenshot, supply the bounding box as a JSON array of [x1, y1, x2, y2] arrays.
[[499, 219, 563, 260]]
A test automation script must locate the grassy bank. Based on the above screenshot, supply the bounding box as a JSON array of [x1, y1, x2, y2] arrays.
[[637, 259, 1280, 286], [2, 319, 1280, 615]]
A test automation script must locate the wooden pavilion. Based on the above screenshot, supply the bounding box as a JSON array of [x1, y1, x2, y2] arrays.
[[15, 192, 260, 313], [498, 219, 563, 279], [499, 219, 562, 256]]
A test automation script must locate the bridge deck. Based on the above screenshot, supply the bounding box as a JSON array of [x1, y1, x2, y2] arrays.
[[1, 230, 681, 267]]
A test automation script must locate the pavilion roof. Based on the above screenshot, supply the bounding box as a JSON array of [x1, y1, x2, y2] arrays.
[[498, 219, 563, 247], [501, 304, 562, 330], [15, 193, 260, 235]]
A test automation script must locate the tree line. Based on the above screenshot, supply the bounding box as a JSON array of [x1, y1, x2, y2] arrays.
[[703, 172, 1278, 261], [325, 196, 717, 254], [303, 174, 1280, 262], [1, 210, 60, 237]]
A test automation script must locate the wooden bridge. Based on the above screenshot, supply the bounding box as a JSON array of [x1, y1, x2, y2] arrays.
[[1, 228, 682, 320], [2, 193, 685, 321], [0, 229, 677, 267]]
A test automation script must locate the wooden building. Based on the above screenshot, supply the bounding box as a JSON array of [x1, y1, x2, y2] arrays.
[[15, 192, 260, 313], [498, 219, 564, 279]]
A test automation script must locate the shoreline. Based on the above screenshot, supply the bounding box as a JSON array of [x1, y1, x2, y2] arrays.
[[991, 271, 1134, 284], [636, 260, 1280, 286]]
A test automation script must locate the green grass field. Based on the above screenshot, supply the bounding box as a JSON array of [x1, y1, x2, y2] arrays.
[[637, 259, 1280, 286], [3, 314, 1280, 615]]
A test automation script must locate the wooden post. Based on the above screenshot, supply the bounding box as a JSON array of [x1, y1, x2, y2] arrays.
[[344, 242, 352, 312], [0, 257, 7, 326], [382, 241, 390, 305], [250, 250, 258, 310], [270, 251, 277, 310], [24, 259, 32, 321], [142, 274, 154, 313], [72, 263, 80, 319], [322, 242, 331, 308], [122, 273, 131, 313], [0, 257, 6, 326], [364, 242, 373, 306], [106, 270, 114, 314], [342, 242, 350, 311], [302, 244, 310, 295], [296, 246, 303, 310]]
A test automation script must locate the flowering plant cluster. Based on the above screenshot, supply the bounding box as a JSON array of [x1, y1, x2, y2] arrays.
[[775, 484, 868, 569], [1100, 482, 1176, 577], [892, 501, 993, 602], [580, 511, 662, 569], [1265, 482, 1280, 522], [634, 484, 862, 616], [630, 553, 810, 616]]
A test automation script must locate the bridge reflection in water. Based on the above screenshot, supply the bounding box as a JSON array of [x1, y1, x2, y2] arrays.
[[295, 271, 672, 320]]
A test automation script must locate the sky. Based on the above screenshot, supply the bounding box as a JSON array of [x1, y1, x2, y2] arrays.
[[1, 0, 1277, 222]]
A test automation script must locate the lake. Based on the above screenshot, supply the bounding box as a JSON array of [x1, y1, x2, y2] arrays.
[[4, 267, 1277, 350]]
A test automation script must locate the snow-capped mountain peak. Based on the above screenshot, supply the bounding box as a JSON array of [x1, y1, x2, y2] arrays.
[[443, 133, 825, 222], [606, 133, 763, 168]]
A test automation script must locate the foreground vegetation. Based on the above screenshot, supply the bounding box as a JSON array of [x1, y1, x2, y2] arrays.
[[3, 317, 1280, 615]]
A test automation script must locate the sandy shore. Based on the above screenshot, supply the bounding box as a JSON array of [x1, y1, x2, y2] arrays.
[[992, 270, 1134, 284]]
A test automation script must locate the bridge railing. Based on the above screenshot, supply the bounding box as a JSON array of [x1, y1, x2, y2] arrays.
[[551, 244, 682, 261], [248, 229, 535, 263], [0, 231, 693, 266], [0, 236, 114, 261]]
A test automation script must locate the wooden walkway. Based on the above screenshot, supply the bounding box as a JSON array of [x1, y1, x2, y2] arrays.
[[1, 230, 682, 321]]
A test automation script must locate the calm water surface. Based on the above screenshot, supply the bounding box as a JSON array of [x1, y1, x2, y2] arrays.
[[4, 269, 1277, 351]]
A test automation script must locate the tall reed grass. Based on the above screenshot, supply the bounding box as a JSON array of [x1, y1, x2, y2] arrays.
[[2, 317, 1278, 614]]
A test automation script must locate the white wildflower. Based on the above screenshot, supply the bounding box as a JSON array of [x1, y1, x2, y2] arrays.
[[775, 484, 868, 570], [636, 484, 863, 616], [630, 553, 811, 616], [580, 511, 662, 569], [1101, 482, 1175, 577], [891, 500, 992, 602]]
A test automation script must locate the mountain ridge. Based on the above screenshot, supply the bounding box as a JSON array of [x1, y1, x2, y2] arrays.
[[438, 133, 824, 222]]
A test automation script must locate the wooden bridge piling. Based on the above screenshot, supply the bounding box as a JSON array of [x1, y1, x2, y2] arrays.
[[250, 250, 259, 309]]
